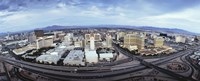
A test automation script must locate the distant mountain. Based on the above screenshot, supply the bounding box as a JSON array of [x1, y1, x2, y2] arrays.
[[39, 25, 198, 35], [137, 26, 199, 35], [1, 25, 197, 36], [0, 33, 6, 36], [38, 25, 68, 31], [40, 25, 130, 31]]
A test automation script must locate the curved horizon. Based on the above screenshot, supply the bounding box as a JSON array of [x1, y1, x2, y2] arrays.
[[0, 0, 200, 33]]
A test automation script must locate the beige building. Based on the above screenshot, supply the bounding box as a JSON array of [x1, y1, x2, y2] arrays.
[[84, 33, 101, 49], [116, 32, 125, 41], [154, 37, 164, 47], [175, 36, 186, 43], [53, 31, 65, 41], [85, 33, 101, 41], [85, 34, 99, 63], [106, 34, 112, 48], [124, 34, 144, 50], [74, 41, 84, 47], [36, 36, 54, 49]]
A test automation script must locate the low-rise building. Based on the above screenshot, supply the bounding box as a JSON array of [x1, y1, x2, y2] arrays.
[[97, 48, 115, 62], [85, 50, 98, 63], [13, 44, 36, 55], [190, 51, 200, 60], [36, 55, 60, 64], [99, 53, 113, 61], [36, 43, 68, 64], [63, 50, 85, 66]]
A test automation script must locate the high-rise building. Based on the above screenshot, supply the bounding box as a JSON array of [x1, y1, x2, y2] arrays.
[[124, 34, 144, 50], [85, 34, 90, 40], [74, 41, 83, 47], [84, 33, 99, 63], [94, 34, 101, 41], [90, 36, 95, 50], [175, 36, 186, 43], [106, 34, 112, 48], [36, 36, 54, 49], [36, 38, 44, 49], [44, 36, 54, 47], [85, 33, 101, 41], [53, 31, 65, 41], [34, 30, 44, 38], [28, 33, 37, 44], [154, 37, 164, 47], [84, 33, 101, 49], [116, 32, 125, 41]]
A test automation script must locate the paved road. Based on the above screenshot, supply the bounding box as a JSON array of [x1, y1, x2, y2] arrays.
[[113, 43, 197, 81], [185, 54, 200, 80], [180, 53, 195, 78], [13, 67, 34, 81], [0, 44, 199, 81]]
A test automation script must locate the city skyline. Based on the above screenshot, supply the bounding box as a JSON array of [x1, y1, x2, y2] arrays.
[[1, 1, 200, 81], [0, 0, 200, 33], [1, 28, 200, 81]]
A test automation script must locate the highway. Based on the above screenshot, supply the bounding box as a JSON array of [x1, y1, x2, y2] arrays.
[[180, 53, 195, 78], [185, 53, 200, 80], [13, 67, 34, 81], [0, 43, 199, 81], [113, 43, 197, 81]]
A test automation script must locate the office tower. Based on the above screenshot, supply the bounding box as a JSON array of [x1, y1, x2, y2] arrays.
[[34, 30, 44, 38], [106, 34, 112, 48], [124, 34, 144, 50], [175, 36, 186, 43], [154, 37, 164, 47], [36, 36, 53, 49], [90, 36, 95, 50]]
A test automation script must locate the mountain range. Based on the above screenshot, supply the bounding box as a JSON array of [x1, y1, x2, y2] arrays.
[[40, 25, 199, 35], [0, 25, 199, 36]]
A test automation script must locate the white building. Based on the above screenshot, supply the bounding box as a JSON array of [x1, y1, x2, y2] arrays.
[[64, 35, 71, 42], [90, 36, 95, 50], [36, 55, 60, 64], [74, 41, 83, 47], [36, 38, 44, 49], [175, 36, 186, 43], [63, 50, 85, 66], [36, 36, 54, 49], [98, 48, 114, 61], [128, 45, 138, 51], [85, 35, 98, 63], [36, 43, 68, 64], [99, 53, 113, 61], [106, 34, 112, 48], [44, 36, 54, 47], [85, 50, 98, 63]]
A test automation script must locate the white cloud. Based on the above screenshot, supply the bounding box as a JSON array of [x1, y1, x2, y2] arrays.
[[129, 6, 200, 33], [1, 1, 200, 33]]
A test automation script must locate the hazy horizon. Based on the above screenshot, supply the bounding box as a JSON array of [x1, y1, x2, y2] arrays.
[[0, 0, 200, 33]]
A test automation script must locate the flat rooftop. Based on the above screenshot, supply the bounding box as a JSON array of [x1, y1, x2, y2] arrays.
[[63, 50, 85, 66]]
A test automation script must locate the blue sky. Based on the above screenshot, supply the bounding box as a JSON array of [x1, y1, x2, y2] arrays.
[[0, 0, 200, 33]]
